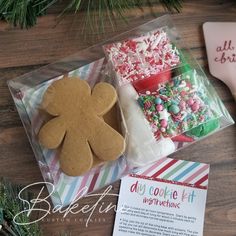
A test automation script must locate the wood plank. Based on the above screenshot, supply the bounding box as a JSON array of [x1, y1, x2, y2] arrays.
[[0, 0, 235, 68], [0, 0, 236, 235]]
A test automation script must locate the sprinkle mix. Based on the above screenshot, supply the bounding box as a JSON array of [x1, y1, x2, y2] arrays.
[[137, 71, 218, 140], [104, 29, 180, 86]]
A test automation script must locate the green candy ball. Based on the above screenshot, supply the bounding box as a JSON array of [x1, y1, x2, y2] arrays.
[[169, 104, 180, 114]]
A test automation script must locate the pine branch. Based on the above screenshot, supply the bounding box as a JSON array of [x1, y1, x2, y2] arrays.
[[0, 0, 57, 28], [0, 0, 182, 30], [160, 0, 183, 12], [0, 178, 41, 236]]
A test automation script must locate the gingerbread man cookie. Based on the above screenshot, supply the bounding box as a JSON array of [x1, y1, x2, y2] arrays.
[[38, 76, 125, 176]]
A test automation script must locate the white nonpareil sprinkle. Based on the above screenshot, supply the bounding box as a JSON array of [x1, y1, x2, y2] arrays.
[[104, 28, 180, 86]]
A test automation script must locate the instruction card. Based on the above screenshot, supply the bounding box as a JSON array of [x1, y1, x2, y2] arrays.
[[113, 158, 209, 236]]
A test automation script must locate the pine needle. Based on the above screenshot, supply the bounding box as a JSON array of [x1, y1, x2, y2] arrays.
[[0, 0, 183, 30], [64, 0, 183, 34], [0, 0, 56, 28], [0, 178, 41, 236]]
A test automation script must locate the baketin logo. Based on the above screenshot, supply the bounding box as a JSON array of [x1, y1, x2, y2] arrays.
[[13, 182, 121, 227]]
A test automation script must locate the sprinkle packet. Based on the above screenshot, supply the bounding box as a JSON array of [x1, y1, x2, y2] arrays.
[[104, 28, 180, 86], [137, 70, 219, 140]]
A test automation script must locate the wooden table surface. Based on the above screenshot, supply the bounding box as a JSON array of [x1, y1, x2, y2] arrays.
[[0, 0, 236, 235]]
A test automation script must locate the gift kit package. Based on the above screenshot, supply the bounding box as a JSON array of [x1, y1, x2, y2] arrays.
[[8, 15, 234, 207]]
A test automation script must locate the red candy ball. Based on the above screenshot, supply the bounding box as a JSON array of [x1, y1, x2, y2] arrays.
[[191, 102, 200, 112], [156, 104, 164, 111], [187, 98, 194, 106], [179, 101, 186, 109], [160, 119, 168, 128]]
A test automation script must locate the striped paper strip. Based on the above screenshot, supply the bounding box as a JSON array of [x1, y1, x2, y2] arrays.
[[136, 157, 209, 188]]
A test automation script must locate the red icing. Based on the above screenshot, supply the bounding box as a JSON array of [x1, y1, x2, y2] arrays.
[[132, 70, 172, 92], [171, 134, 194, 142]]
